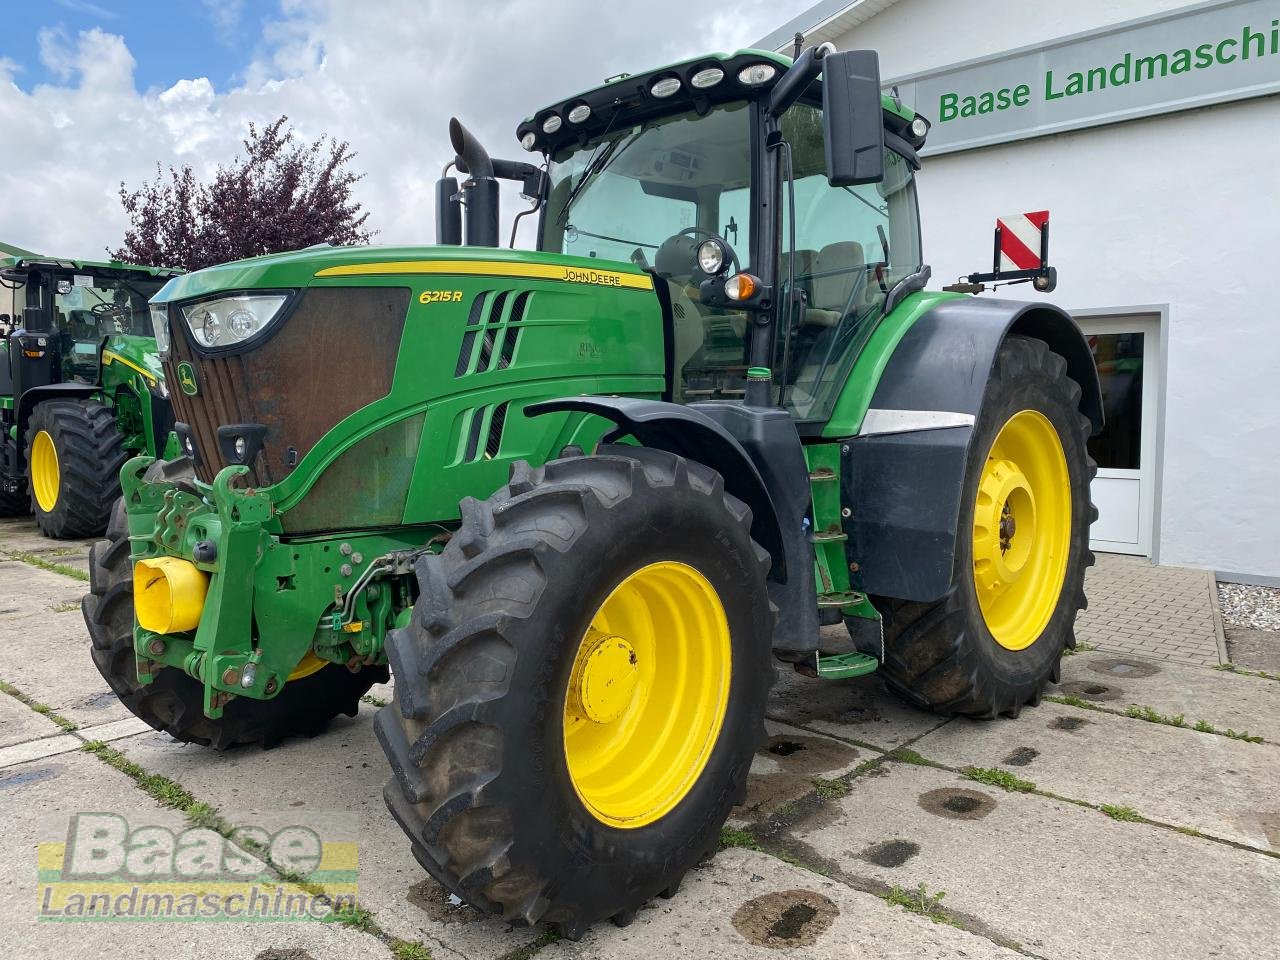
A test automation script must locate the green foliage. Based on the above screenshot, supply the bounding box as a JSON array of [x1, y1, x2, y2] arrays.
[[0, 679, 77, 731], [812, 777, 850, 800], [1125, 705, 1185, 727], [2, 549, 88, 581], [1214, 663, 1280, 681], [1044, 693, 1098, 710], [888, 747, 934, 766], [719, 826, 762, 851], [1100, 804, 1141, 822], [325, 902, 377, 931], [391, 941, 434, 960], [963, 766, 1036, 793], [885, 883, 953, 924]]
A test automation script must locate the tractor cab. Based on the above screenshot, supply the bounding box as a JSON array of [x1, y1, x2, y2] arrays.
[[0, 251, 181, 536]]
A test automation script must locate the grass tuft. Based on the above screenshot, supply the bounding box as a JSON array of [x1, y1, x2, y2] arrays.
[[1125, 704, 1185, 727], [812, 777, 850, 800], [391, 940, 434, 960], [1100, 803, 1141, 822], [1214, 663, 1280, 682], [718, 826, 761, 851], [963, 766, 1036, 793], [0, 678, 78, 731], [885, 882, 955, 925], [2, 549, 89, 581], [325, 902, 377, 931], [1044, 693, 1100, 711], [887, 747, 935, 766], [360, 694, 390, 708]]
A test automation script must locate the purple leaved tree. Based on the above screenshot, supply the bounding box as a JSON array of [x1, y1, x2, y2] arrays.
[[113, 117, 375, 271]]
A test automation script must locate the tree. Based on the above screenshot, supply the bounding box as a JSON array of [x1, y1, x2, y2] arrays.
[[113, 117, 375, 271]]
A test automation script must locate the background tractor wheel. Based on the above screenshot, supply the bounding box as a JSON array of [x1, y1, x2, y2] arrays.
[[26, 399, 128, 539], [864, 335, 1096, 719], [377, 446, 774, 938], [83, 459, 386, 749]]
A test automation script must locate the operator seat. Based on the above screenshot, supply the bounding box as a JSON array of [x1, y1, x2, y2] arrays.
[[802, 241, 865, 328]]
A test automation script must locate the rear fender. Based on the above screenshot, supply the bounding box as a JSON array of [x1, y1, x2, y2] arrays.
[[843, 298, 1101, 603]]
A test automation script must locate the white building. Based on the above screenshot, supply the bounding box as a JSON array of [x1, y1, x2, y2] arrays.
[[759, 0, 1280, 584]]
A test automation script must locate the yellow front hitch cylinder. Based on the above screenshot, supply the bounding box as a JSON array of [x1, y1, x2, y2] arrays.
[[134, 557, 210, 634]]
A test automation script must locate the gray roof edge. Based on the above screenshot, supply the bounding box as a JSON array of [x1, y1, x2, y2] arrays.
[[753, 0, 897, 52]]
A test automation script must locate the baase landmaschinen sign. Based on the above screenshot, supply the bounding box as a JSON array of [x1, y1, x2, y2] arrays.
[[888, 0, 1280, 156]]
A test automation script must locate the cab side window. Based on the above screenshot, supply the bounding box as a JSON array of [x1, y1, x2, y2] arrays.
[[777, 102, 921, 422]]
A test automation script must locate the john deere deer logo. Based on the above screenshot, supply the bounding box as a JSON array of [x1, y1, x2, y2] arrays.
[[176, 362, 199, 396]]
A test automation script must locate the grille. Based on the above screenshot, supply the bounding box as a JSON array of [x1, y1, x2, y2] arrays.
[[454, 290, 530, 377]]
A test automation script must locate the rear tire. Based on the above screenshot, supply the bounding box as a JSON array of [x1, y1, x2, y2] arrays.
[[27, 399, 128, 539], [377, 446, 774, 936], [868, 335, 1095, 718], [83, 459, 386, 749]]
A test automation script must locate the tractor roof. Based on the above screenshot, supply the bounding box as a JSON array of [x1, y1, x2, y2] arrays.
[[517, 48, 918, 155], [0, 244, 183, 279]]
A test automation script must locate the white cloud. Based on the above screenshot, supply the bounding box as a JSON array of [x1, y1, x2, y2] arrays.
[[2, 0, 812, 261]]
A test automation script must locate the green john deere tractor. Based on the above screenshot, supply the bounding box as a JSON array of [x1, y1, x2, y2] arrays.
[[83, 47, 1101, 936], [1, 244, 181, 537]]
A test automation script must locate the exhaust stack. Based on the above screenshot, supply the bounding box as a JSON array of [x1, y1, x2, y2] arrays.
[[448, 118, 499, 248]]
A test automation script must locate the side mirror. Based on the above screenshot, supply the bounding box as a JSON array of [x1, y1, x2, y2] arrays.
[[821, 50, 885, 186]]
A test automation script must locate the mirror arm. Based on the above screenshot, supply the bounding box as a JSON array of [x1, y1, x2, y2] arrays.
[[768, 43, 834, 118]]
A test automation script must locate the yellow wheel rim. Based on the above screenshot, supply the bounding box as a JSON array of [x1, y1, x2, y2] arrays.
[[563, 561, 731, 829], [288, 651, 329, 682], [972, 409, 1072, 651], [30, 430, 60, 513]]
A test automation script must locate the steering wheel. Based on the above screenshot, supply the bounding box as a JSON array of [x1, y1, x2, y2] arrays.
[[91, 300, 133, 333], [675, 226, 741, 274]]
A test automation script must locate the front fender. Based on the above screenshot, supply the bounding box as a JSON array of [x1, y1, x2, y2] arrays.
[[526, 396, 822, 656]]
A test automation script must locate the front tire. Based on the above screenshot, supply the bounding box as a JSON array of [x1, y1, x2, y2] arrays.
[[83, 459, 386, 749], [869, 335, 1095, 718], [27, 399, 128, 539], [376, 446, 774, 937]]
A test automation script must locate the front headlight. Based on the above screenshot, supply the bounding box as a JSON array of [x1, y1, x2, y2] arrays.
[[149, 305, 171, 354], [181, 294, 289, 350]]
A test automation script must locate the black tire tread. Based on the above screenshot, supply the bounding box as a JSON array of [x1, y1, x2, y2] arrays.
[[873, 335, 1096, 719], [377, 445, 774, 935], [28, 399, 129, 539]]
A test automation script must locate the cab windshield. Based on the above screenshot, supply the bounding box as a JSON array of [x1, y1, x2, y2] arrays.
[[52, 273, 164, 381], [541, 102, 754, 401]]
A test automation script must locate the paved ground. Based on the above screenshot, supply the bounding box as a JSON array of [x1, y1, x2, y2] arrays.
[[1075, 552, 1224, 666], [1, 518, 1275, 960]]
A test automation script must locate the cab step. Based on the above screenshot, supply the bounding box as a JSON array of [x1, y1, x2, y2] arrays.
[[815, 650, 879, 680]]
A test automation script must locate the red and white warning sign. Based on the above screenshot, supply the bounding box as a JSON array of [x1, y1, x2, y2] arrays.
[[997, 211, 1049, 272]]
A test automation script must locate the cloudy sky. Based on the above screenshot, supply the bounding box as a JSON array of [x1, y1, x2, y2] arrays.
[[0, 0, 812, 261]]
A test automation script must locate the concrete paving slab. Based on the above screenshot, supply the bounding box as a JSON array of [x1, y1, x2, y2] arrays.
[[0, 733, 82, 768], [913, 700, 1279, 851], [0, 516, 95, 556], [77, 716, 155, 743], [0, 692, 67, 748], [113, 704, 535, 960], [767, 664, 946, 751], [544, 846, 1024, 960], [0, 748, 390, 960], [1059, 648, 1280, 743], [793, 762, 1280, 960], [0, 560, 136, 728], [732, 720, 865, 826]]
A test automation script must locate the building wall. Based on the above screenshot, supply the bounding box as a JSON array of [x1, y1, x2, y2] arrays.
[[830, 0, 1280, 578]]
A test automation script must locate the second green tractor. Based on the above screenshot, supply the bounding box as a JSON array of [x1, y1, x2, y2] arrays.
[[84, 45, 1100, 937]]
